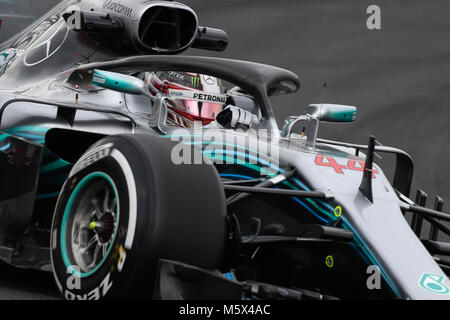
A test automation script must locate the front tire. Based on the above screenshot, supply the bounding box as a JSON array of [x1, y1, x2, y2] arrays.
[[50, 134, 227, 299]]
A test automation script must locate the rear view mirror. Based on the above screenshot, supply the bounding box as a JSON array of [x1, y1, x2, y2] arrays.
[[305, 104, 357, 122], [282, 103, 357, 149], [92, 69, 150, 96]]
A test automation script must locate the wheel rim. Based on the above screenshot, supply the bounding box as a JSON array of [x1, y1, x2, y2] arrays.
[[60, 172, 120, 278]]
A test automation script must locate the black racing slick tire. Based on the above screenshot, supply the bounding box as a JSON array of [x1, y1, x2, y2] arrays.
[[50, 134, 227, 300]]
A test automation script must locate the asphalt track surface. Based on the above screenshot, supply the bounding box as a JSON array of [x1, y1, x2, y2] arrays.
[[1, 0, 450, 299]]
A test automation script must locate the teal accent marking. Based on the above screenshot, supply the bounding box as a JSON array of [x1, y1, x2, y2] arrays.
[[327, 109, 356, 122], [60, 172, 120, 278], [8, 132, 43, 139], [419, 273, 450, 294], [40, 159, 71, 173], [11, 126, 50, 133], [93, 70, 140, 93], [3, 126, 50, 144]]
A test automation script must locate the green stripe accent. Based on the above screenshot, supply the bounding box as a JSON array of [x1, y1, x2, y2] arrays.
[[60, 172, 120, 279], [11, 126, 50, 133], [0, 133, 9, 141], [40, 159, 71, 173]]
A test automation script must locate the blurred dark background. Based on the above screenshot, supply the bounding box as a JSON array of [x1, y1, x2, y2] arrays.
[[1, 0, 450, 298]]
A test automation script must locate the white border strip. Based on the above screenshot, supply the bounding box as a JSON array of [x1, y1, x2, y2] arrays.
[[111, 149, 137, 250]]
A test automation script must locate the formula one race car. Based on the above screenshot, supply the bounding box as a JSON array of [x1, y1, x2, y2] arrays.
[[1, 0, 450, 300]]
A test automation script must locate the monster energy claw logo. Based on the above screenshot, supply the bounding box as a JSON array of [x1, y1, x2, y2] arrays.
[[191, 76, 200, 88], [419, 273, 450, 294]]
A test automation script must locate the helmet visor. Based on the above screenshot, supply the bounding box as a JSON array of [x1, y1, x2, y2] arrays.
[[179, 99, 224, 120]]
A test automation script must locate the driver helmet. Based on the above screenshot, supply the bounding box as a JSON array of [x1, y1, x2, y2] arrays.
[[147, 71, 227, 128]]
